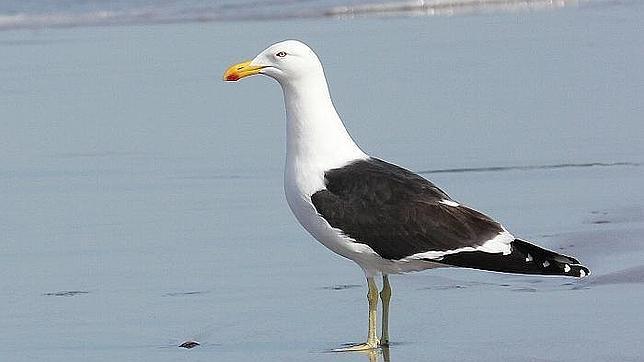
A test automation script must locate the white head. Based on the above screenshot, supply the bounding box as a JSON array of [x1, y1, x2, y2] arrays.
[[223, 39, 367, 170], [224, 40, 324, 85]]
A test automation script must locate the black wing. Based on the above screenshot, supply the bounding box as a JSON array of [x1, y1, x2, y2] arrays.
[[311, 158, 505, 260]]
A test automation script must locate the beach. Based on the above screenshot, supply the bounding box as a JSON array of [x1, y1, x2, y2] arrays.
[[1, 1, 643, 361]]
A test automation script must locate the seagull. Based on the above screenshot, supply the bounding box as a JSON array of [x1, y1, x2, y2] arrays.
[[223, 40, 590, 351]]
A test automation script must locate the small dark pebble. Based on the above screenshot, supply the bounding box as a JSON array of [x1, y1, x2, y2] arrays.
[[179, 340, 200, 349]]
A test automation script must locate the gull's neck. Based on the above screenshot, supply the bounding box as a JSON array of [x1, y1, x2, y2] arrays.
[[281, 72, 366, 174]]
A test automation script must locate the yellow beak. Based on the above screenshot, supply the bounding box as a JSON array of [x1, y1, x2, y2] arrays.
[[223, 60, 264, 81]]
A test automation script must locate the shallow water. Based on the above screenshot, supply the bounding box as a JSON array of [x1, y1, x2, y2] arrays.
[[0, 0, 617, 30], [1, 2, 643, 361]]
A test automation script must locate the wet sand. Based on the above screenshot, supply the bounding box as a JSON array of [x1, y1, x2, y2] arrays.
[[1, 2, 643, 361]]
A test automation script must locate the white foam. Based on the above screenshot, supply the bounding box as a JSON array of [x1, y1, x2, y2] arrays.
[[328, 0, 581, 19], [0, 0, 588, 31]]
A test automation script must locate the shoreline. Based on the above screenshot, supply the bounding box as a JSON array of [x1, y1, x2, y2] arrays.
[[0, 0, 604, 32]]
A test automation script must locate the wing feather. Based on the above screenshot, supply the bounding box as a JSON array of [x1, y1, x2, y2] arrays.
[[311, 158, 509, 260]]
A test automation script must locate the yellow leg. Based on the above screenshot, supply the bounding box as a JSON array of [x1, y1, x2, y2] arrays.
[[380, 274, 392, 346], [366, 277, 379, 347], [334, 277, 380, 351]]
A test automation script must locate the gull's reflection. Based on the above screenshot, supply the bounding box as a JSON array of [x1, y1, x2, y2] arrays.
[[360, 346, 391, 362], [327, 343, 392, 361]]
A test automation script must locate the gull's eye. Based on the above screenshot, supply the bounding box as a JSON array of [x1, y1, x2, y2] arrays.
[[276, 51, 287, 58]]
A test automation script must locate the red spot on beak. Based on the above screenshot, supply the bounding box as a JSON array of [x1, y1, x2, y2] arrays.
[[225, 73, 240, 81]]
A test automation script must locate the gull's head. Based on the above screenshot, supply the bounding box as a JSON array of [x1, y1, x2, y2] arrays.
[[223, 40, 323, 84]]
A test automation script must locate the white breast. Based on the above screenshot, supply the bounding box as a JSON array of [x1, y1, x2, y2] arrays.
[[284, 157, 370, 260]]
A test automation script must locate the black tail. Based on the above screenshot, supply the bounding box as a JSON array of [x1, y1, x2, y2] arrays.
[[438, 239, 590, 278]]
